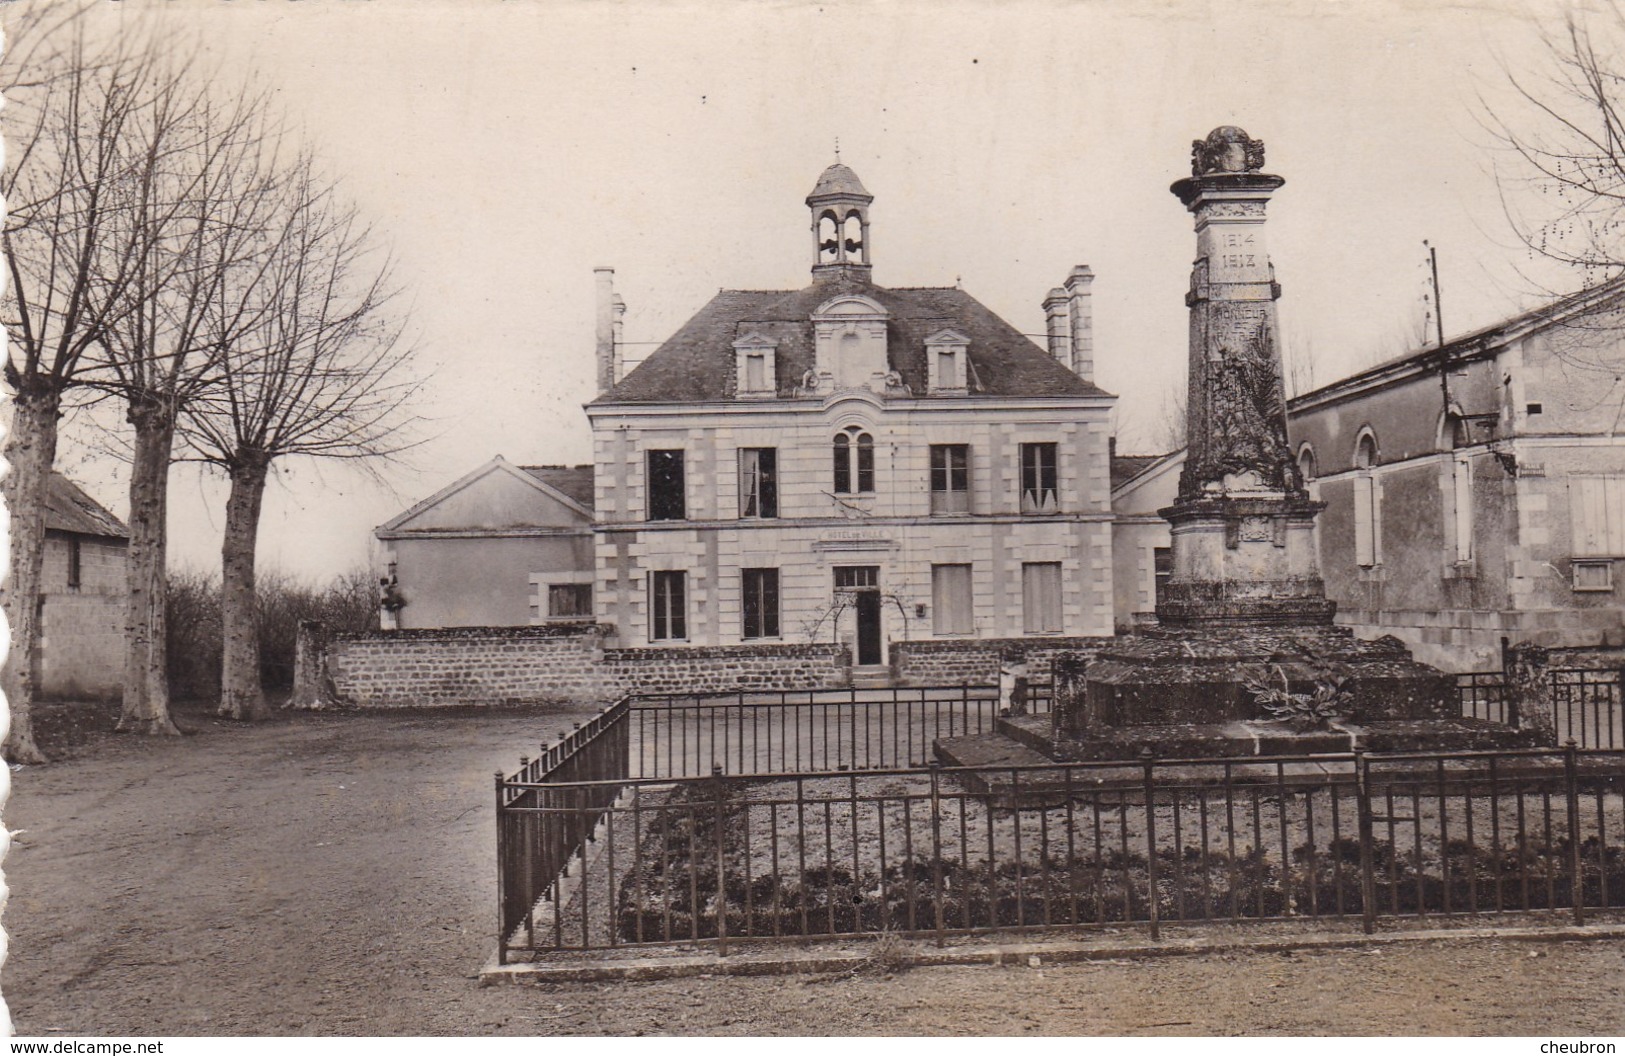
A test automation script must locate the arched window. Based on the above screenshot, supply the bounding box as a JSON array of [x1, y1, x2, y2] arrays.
[[833, 427, 874, 494], [1353, 432, 1380, 567], [1354, 434, 1377, 470], [1297, 445, 1317, 485]]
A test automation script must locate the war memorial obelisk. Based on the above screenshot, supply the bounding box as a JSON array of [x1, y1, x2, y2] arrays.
[[1038, 128, 1534, 760]]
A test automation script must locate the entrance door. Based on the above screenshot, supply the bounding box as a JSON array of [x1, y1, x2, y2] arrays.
[[854, 590, 882, 665], [835, 566, 883, 666]]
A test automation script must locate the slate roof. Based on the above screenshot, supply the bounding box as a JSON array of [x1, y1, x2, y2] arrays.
[[593, 276, 1112, 405], [1110, 453, 1171, 492], [45, 473, 127, 539], [521, 464, 595, 510], [809, 163, 871, 200]]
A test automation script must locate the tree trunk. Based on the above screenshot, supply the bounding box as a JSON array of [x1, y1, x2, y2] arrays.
[[218, 452, 271, 720], [1, 383, 61, 764], [118, 392, 182, 736]]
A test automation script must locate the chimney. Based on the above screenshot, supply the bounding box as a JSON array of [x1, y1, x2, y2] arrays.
[[611, 292, 627, 385], [594, 267, 616, 395], [1042, 287, 1070, 365], [1065, 265, 1094, 381]]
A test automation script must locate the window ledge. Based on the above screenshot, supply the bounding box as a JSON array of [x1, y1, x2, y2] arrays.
[[1444, 560, 1476, 581]]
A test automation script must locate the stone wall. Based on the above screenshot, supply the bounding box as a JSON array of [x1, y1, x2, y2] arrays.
[[1340, 607, 1625, 673], [891, 636, 1112, 686], [604, 643, 850, 695], [322, 623, 850, 707]]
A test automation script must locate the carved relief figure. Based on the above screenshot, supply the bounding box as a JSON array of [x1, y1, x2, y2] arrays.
[[1196, 307, 1298, 494]]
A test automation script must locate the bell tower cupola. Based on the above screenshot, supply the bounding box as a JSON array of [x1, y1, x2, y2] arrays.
[[807, 160, 873, 282]]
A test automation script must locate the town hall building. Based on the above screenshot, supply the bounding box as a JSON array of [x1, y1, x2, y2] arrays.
[[583, 164, 1119, 676]]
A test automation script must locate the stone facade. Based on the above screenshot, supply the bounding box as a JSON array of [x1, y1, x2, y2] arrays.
[[590, 403, 1117, 653], [322, 624, 851, 707], [1288, 286, 1625, 671], [586, 164, 1119, 666]]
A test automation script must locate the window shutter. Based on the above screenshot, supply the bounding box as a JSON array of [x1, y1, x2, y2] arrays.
[[1571, 475, 1625, 557], [1452, 457, 1473, 562], [1022, 562, 1062, 634], [1354, 474, 1375, 567], [932, 564, 972, 634]]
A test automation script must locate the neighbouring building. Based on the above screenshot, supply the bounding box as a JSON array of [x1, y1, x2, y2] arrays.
[[1108, 448, 1180, 631], [39, 473, 128, 701], [1286, 281, 1625, 671], [585, 163, 1119, 680], [374, 456, 595, 628]]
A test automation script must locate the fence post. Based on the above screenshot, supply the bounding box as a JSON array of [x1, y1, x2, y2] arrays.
[[930, 760, 946, 948], [1565, 739, 1585, 926], [494, 770, 508, 965], [1506, 642, 1555, 744], [1354, 747, 1376, 935], [1141, 747, 1160, 942], [713, 764, 729, 957]]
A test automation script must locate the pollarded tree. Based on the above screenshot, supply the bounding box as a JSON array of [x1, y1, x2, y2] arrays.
[[181, 158, 421, 721], [83, 63, 286, 736], [0, 18, 207, 760]]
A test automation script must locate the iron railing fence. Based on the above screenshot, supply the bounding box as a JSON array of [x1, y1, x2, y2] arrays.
[[1552, 669, 1624, 750], [497, 744, 1625, 962], [1456, 668, 1624, 749], [626, 684, 1004, 778], [1456, 671, 1513, 725], [495, 699, 632, 947]]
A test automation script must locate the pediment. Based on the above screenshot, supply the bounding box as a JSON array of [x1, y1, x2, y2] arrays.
[[733, 330, 779, 349], [924, 327, 970, 346], [812, 294, 889, 321]]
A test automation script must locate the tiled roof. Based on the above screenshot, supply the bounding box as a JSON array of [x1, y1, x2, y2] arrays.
[[1110, 452, 1175, 491], [45, 473, 127, 538], [521, 464, 595, 510], [593, 277, 1112, 404]]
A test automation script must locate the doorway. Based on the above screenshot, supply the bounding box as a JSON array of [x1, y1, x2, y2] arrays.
[[834, 565, 882, 666]]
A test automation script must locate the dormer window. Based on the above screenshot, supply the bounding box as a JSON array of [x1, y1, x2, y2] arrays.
[[925, 328, 969, 393], [733, 332, 778, 398]]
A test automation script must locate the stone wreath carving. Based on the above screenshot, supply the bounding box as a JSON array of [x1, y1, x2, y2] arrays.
[[1239, 662, 1351, 730]]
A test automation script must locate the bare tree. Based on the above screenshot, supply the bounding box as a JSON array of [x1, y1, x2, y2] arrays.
[[180, 159, 420, 721], [1153, 378, 1187, 454], [77, 56, 283, 736], [0, 20, 195, 760], [1485, 3, 1625, 284]]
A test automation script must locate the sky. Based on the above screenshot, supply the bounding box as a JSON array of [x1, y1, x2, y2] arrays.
[[31, 0, 1598, 581]]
